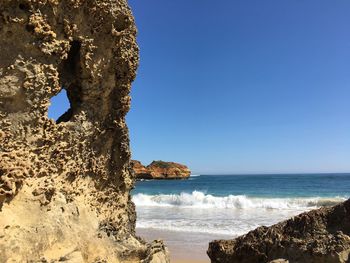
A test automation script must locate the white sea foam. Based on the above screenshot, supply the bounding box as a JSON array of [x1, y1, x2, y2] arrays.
[[134, 191, 347, 236], [136, 219, 251, 236], [133, 191, 346, 210]]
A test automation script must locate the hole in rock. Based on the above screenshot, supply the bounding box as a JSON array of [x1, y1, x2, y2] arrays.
[[64, 40, 81, 76], [19, 3, 30, 11], [49, 40, 82, 124], [48, 89, 72, 123], [114, 15, 130, 32], [25, 24, 35, 33]]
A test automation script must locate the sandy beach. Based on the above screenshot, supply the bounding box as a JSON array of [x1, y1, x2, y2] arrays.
[[137, 228, 232, 263]]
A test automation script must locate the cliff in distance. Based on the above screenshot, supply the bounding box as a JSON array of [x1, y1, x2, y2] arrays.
[[0, 0, 168, 262], [131, 160, 191, 180], [208, 199, 350, 263]]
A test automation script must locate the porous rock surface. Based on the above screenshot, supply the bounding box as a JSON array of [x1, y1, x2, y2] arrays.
[[0, 0, 168, 262], [208, 199, 350, 263], [131, 160, 191, 180]]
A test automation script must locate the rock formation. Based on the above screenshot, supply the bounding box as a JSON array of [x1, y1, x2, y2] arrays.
[[0, 0, 168, 262], [208, 199, 350, 263], [131, 160, 191, 180]]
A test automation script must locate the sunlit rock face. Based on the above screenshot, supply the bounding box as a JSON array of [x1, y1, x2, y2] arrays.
[[0, 1, 168, 261], [132, 160, 191, 180], [208, 199, 350, 263]]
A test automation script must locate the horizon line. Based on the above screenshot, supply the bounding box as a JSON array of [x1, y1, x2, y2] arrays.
[[193, 172, 350, 176]]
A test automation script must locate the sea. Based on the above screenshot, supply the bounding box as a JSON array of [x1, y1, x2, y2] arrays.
[[132, 173, 350, 262]]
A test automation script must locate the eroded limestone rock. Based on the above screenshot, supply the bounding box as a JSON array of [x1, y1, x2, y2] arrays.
[[131, 160, 191, 180], [208, 199, 350, 263], [0, 0, 168, 262]]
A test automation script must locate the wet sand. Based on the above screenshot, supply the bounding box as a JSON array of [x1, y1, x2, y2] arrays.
[[136, 228, 232, 263]]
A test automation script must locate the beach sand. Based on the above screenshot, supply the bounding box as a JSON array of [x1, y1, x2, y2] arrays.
[[137, 228, 232, 263]]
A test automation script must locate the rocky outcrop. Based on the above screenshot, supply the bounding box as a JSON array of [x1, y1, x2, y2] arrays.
[[131, 160, 191, 180], [0, 1, 168, 262], [208, 199, 350, 263]]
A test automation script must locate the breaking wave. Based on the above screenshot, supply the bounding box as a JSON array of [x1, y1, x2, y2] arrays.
[[132, 191, 346, 210]]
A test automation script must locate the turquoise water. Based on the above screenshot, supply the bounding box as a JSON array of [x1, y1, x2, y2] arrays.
[[133, 173, 350, 198], [133, 173, 349, 236]]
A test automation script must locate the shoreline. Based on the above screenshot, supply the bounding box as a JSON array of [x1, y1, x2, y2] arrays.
[[136, 228, 232, 263]]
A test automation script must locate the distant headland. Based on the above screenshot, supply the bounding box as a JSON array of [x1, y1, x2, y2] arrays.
[[131, 160, 191, 180]]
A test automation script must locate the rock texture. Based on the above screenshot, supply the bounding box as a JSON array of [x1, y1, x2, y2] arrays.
[[208, 199, 350, 263], [131, 160, 191, 180], [0, 1, 168, 262]]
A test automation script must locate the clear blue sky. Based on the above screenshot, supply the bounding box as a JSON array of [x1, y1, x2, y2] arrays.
[[49, 0, 350, 174]]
